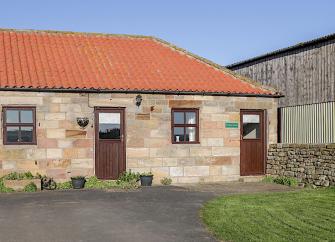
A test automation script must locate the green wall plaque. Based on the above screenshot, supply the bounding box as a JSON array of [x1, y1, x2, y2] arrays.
[[225, 122, 239, 128]]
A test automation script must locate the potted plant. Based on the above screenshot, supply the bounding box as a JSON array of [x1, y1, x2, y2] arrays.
[[140, 172, 153, 186], [71, 176, 86, 189]]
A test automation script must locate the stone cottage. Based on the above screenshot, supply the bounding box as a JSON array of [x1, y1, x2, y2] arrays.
[[0, 29, 280, 184]]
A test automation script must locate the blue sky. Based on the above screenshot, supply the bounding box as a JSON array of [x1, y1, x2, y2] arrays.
[[1, 0, 334, 65]]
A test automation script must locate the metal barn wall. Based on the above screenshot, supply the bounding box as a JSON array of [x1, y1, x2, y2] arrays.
[[281, 102, 335, 144]]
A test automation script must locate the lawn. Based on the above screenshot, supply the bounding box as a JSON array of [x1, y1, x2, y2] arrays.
[[201, 188, 335, 242]]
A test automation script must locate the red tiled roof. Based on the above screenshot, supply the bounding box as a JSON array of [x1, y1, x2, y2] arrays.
[[0, 29, 276, 96]]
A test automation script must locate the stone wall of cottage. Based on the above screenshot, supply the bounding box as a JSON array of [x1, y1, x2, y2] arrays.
[[0, 91, 277, 183], [267, 144, 335, 186]]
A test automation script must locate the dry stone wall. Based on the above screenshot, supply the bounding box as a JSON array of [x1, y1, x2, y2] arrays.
[[267, 144, 335, 186]]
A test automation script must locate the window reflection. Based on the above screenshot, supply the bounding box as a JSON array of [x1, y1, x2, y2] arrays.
[[173, 127, 184, 142], [6, 127, 19, 142], [21, 127, 33, 142], [242, 114, 260, 139], [186, 127, 196, 142], [174, 112, 184, 124], [99, 113, 121, 139], [6, 110, 19, 123], [21, 110, 33, 123]]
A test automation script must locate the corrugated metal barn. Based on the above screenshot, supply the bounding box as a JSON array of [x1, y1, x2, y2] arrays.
[[227, 33, 335, 143]]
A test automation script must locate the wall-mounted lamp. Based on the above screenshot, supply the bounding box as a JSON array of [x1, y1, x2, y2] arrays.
[[77, 117, 89, 129], [135, 94, 143, 107]]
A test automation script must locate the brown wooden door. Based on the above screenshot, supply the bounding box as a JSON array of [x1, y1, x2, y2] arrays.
[[95, 108, 126, 179], [240, 110, 266, 176]]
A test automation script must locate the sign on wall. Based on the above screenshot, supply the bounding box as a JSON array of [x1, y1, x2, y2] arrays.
[[225, 122, 239, 129]]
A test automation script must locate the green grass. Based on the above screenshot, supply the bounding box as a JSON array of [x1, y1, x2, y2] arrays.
[[201, 188, 335, 242]]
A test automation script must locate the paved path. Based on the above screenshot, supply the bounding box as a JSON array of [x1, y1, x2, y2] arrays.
[[0, 182, 292, 242]]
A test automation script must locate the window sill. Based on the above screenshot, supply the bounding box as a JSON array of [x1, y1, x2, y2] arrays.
[[172, 142, 200, 145], [3, 144, 37, 148]]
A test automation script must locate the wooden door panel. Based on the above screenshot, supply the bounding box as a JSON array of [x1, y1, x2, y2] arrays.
[[240, 110, 266, 176], [95, 108, 125, 180]]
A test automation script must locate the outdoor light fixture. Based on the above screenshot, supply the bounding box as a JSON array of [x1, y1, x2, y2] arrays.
[[77, 117, 89, 129], [135, 94, 143, 107]]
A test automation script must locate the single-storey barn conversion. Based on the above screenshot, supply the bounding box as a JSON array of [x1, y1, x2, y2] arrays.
[[0, 29, 280, 183]]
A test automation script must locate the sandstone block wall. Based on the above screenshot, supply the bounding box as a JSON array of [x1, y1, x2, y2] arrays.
[[267, 144, 335, 186], [0, 91, 277, 184]]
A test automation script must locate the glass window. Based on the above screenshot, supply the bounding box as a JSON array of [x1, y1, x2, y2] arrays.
[[173, 112, 184, 124], [242, 114, 260, 139], [3, 107, 36, 145], [173, 127, 185, 142], [99, 113, 121, 139], [6, 110, 19, 123], [21, 110, 33, 123], [186, 127, 196, 142], [6, 126, 20, 143], [186, 112, 196, 124], [20, 126, 34, 142], [172, 109, 199, 143]]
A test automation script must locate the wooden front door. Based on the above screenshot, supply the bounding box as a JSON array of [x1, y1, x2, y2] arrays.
[[95, 108, 126, 179], [240, 110, 266, 176]]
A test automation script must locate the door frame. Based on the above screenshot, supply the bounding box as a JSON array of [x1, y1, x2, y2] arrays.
[[240, 109, 267, 176], [94, 107, 126, 179]]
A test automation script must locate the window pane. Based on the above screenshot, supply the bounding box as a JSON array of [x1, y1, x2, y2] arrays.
[[21, 126, 34, 142], [242, 114, 260, 139], [242, 114, 260, 123], [6, 126, 19, 142], [6, 110, 19, 123], [186, 112, 196, 124], [173, 112, 184, 124], [186, 127, 196, 142], [173, 127, 184, 142], [99, 113, 121, 139], [21, 110, 33, 123]]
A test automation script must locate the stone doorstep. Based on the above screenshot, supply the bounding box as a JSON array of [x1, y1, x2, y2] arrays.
[[239, 176, 265, 183], [4, 179, 41, 191]]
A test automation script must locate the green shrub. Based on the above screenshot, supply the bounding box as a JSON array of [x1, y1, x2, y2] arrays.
[[262, 176, 275, 183], [117, 171, 140, 184], [0, 179, 14, 193], [263, 175, 298, 187], [3, 171, 36, 180], [85, 176, 117, 189], [274, 176, 298, 187], [23, 182, 37, 192], [56, 181, 72, 190], [57, 175, 140, 190], [160, 177, 172, 185], [116, 180, 139, 189], [140, 172, 153, 176]]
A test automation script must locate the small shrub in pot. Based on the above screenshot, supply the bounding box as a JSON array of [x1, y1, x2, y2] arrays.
[[71, 176, 86, 189], [140, 172, 153, 186]]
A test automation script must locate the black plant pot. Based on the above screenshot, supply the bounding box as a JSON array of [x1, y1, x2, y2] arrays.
[[71, 178, 86, 189], [140, 175, 153, 186]]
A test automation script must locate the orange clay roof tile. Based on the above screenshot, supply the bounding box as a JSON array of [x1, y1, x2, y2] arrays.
[[0, 29, 277, 96]]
